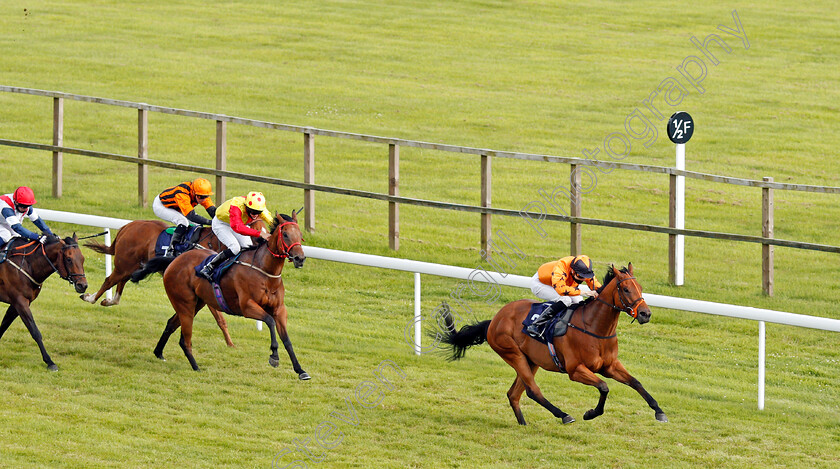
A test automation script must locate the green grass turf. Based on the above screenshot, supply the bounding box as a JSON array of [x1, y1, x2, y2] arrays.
[[1, 1, 839, 467]]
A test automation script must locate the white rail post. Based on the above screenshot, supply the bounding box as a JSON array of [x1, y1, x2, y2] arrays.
[[414, 272, 421, 355], [104, 228, 113, 301], [758, 321, 765, 410], [667, 112, 693, 286], [674, 143, 685, 285]]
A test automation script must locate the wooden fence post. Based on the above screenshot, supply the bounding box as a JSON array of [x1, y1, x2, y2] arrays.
[[303, 132, 315, 232], [669, 173, 677, 284], [137, 108, 148, 208], [481, 154, 491, 254], [52, 97, 63, 198], [570, 164, 582, 256], [762, 177, 774, 296], [216, 120, 227, 203], [389, 143, 400, 250]]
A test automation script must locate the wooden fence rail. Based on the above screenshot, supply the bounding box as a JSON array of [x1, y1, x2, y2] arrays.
[[3, 86, 840, 295]]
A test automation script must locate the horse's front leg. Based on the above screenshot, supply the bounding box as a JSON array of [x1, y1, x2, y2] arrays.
[[567, 365, 610, 420], [274, 303, 309, 380], [0, 304, 20, 339], [603, 360, 668, 422], [13, 300, 57, 371], [240, 300, 283, 370], [208, 306, 235, 347]]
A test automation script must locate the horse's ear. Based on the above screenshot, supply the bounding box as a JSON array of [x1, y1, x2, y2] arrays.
[[611, 264, 620, 276], [627, 262, 634, 275], [72, 232, 78, 241]]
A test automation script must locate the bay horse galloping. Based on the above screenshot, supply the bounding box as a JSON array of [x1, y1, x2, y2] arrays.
[[83, 220, 263, 347], [82, 220, 224, 307], [131, 213, 309, 379], [440, 264, 667, 425], [0, 235, 88, 370]]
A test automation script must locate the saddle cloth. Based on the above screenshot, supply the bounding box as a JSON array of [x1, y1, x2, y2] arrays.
[[521, 301, 568, 344], [154, 225, 203, 257]]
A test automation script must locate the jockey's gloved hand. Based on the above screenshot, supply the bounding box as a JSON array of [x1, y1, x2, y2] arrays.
[[38, 235, 48, 244]]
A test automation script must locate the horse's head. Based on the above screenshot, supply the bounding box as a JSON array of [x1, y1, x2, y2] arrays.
[[601, 263, 650, 324], [270, 211, 305, 268], [45, 233, 88, 293]]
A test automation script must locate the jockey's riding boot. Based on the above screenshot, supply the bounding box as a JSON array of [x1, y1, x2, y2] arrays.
[[553, 305, 577, 337], [165, 224, 189, 257], [198, 248, 234, 281], [525, 301, 566, 336]]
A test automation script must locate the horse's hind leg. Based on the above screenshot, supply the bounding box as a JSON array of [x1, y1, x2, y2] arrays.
[[154, 313, 180, 361], [603, 360, 668, 422], [100, 278, 129, 306], [208, 306, 235, 347], [81, 268, 127, 305], [14, 301, 57, 371], [497, 347, 574, 424], [507, 376, 528, 425], [177, 312, 200, 371]]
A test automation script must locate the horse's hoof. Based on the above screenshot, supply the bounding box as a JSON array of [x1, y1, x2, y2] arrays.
[[80, 294, 93, 303], [298, 372, 311, 380], [655, 412, 668, 422], [269, 357, 280, 368], [583, 409, 599, 420], [101, 299, 115, 307], [47, 364, 58, 372], [561, 415, 575, 424], [154, 352, 165, 361]]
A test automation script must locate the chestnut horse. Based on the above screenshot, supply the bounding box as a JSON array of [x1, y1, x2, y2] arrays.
[[0, 235, 88, 370], [130, 213, 309, 379], [82, 221, 224, 307], [440, 264, 667, 425], [83, 220, 264, 347]]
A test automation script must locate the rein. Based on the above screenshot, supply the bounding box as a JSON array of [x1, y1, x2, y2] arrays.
[[595, 276, 644, 320]]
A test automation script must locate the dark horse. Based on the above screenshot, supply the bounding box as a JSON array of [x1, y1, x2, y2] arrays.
[[83, 219, 265, 347], [440, 264, 667, 425], [130, 213, 309, 379], [0, 235, 88, 370]]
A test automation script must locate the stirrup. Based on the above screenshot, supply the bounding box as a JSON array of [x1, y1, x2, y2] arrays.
[[198, 264, 214, 280]]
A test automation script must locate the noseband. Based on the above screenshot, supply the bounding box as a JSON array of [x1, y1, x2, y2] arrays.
[[45, 242, 87, 286], [596, 276, 645, 320], [266, 221, 302, 259]]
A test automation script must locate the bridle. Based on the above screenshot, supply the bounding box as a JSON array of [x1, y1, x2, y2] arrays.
[[596, 275, 646, 321], [266, 221, 302, 259], [5, 239, 86, 288]]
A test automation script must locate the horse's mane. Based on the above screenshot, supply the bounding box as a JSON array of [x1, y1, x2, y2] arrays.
[[596, 265, 630, 294], [269, 213, 295, 234]]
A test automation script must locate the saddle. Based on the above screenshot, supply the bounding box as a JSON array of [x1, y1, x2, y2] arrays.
[[0, 237, 28, 264], [521, 302, 577, 344], [193, 249, 257, 316], [522, 301, 583, 374], [154, 225, 203, 257]]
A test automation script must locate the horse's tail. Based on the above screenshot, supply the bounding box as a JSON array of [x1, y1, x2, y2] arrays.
[[84, 241, 114, 255], [439, 320, 491, 361], [130, 256, 176, 283]]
